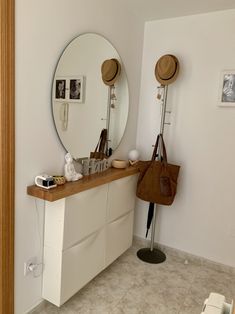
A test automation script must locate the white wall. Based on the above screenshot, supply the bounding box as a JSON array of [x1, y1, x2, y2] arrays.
[[15, 1, 144, 313], [134, 9, 235, 268]]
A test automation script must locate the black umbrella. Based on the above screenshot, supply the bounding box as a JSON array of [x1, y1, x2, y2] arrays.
[[145, 202, 155, 238], [145, 144, 163, 238]]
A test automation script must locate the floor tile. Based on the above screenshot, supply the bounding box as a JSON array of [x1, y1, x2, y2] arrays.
[[31, 243, 235, 314]]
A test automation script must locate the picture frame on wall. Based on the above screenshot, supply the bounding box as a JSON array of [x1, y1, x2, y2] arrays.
[[54, 76, 84, 103], [218, 70, 235, 107]]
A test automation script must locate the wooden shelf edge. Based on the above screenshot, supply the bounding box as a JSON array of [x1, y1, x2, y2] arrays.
[[27, 166, 139, 202]]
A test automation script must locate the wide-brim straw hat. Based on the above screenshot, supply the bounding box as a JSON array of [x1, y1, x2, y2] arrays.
[[101, 58, 121, 86], [155, 54, 179, 85]]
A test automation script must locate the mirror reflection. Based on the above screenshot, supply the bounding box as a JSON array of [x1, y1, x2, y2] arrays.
[[52, 33, 129, 159]]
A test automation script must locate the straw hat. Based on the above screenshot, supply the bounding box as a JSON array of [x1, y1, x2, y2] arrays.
[[101, 58, 121, 86], [155, 54, 179, 85]]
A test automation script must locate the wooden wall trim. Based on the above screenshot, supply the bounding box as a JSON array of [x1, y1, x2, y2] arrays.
[[0, 0, 15, 313]]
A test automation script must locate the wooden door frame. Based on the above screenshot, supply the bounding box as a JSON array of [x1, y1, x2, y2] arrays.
[[0, 0, 15, 313]]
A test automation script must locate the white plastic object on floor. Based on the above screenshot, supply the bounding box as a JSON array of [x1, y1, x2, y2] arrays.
[[201, 292, 234, 314]]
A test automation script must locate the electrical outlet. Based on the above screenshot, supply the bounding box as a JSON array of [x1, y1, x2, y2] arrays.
[[24, 257, 37, 276]]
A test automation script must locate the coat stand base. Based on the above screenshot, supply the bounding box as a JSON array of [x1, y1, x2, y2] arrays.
[[137, 206, 166, 264], [137, 248, 166, 264]]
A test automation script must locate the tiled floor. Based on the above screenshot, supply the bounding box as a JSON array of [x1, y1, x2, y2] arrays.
[[32, 242, 235, 314]]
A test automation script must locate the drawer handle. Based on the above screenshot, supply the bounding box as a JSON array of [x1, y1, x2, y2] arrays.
[[67, 185, 107, 201], [112, 177, 132, 186], [71, 230, 101, 251], [109, 212, 131, 226]]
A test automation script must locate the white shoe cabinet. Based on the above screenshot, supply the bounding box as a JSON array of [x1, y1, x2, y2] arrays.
[[27, 167, 138, 307]]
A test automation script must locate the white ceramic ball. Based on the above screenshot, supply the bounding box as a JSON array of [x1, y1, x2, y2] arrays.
[[128, 149, 140, 161]]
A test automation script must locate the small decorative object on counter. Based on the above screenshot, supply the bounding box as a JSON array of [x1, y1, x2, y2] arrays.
[[64, 152, 83, 182], [111, 159, 128, 169], [82, 158, 109, 175], [53, 175, 66, 185], [128, 149, 140, 166], [35, 174, 57, 189], [82, 158, 91, 176]]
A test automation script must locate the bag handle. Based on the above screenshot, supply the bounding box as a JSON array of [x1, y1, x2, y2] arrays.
[[159, 134, 168, 163], [151, 133, 168, 162], [98, 129, 107, 153], [93, 129, 105, 153], [151, 134, 160, 161]]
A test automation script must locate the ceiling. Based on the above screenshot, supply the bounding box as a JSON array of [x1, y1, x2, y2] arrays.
[[119, 0, 235, 22]]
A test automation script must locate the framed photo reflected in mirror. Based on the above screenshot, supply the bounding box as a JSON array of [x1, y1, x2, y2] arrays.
[[54, 76, 84, 103], [69, 77, 84, 103], [55, 79, 66, 100]]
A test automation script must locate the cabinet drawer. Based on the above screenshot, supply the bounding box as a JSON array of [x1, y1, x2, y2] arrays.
[[107, 175, 137, 223], [106, 210, 134, 267], [43, 228, 105, 306], [44, 184, 108, 251], [63, 184, 107, 249]]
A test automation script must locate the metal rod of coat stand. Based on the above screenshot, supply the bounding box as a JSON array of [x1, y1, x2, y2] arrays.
[[150, 85, 168, 251], [137, 85, 169, 263]]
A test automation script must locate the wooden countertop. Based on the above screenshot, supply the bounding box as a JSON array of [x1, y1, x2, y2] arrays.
[[27, 166, 139, 202]]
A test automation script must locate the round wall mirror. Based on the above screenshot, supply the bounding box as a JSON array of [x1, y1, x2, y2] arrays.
[[52, 33, 129, 159]]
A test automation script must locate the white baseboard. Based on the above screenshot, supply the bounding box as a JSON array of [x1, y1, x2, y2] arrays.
[[133, 235, 235, 275], [26, 299, 47, 314]]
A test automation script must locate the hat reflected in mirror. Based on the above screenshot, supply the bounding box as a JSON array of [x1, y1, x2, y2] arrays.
[[101, 58, 121, 86]]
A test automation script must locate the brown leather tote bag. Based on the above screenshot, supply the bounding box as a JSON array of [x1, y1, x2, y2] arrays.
[[136, 134, 180, 205], [90, 129, 108, 160]]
